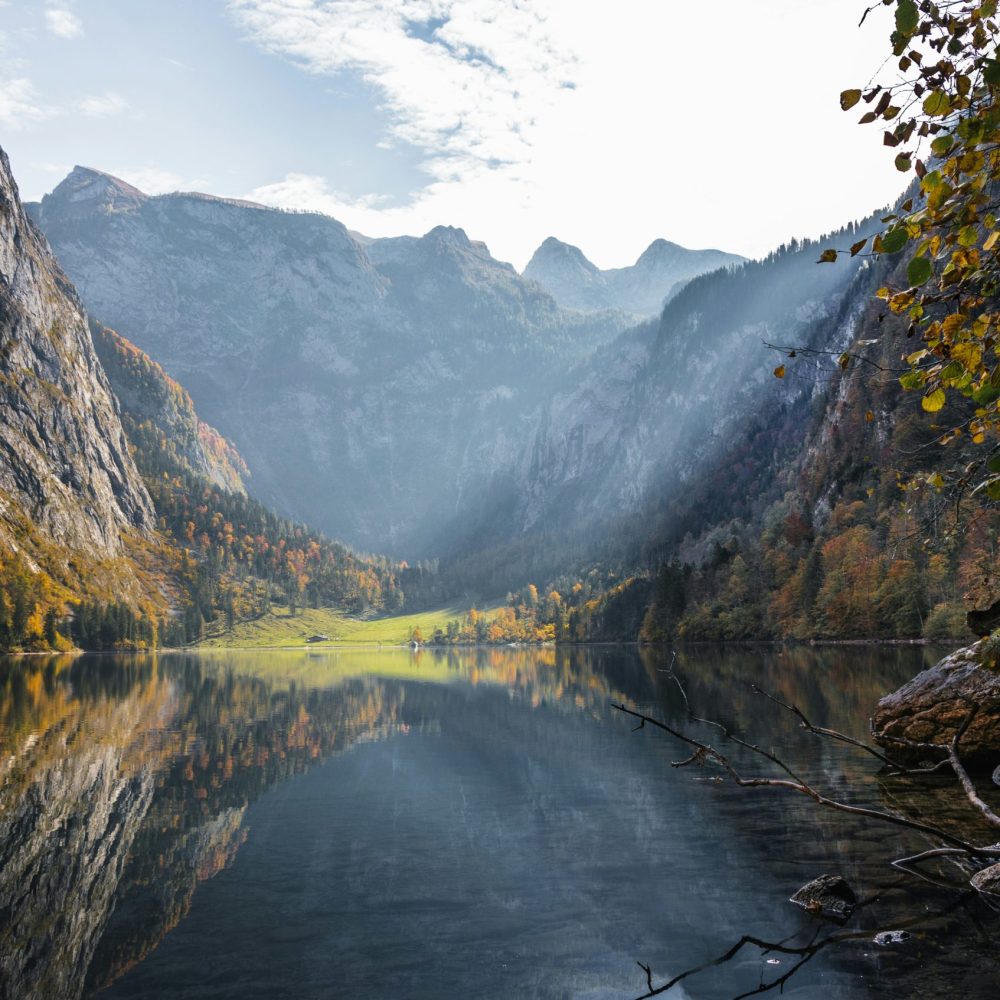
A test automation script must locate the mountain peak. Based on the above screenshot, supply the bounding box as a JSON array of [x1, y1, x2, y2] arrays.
[[42, 166, 146, 219], [527, 237, 600, 274], [425, 224, 471, 245], [635, 238, 684, 266]]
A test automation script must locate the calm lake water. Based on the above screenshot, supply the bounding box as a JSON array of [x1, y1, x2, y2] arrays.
[[1, 644, 999, 999]]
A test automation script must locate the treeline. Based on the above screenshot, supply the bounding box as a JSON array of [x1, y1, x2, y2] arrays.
[[0, 552, 69, 652], [146, 469, 403, 642], [418, 574, 652, 645]]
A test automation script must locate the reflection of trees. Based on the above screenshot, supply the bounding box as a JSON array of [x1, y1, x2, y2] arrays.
[[86, 663, 407, 994], [86, 646, 655, 994]]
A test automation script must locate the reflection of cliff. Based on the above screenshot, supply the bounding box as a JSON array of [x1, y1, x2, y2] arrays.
[[0, 657, 176, 1000]]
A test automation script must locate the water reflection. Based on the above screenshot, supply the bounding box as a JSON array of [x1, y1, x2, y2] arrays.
[[0, 643, 996, 999]]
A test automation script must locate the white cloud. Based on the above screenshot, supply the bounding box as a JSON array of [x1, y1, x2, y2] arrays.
[[246, 173, 391, 214], [0, 78, 55, 128], [77, 91, 130, 118], [237, 0, 907, 269], [228, 0, 576, 183], [45, 8, 83, 39]]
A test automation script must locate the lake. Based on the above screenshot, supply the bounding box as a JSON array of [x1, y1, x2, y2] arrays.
[[1, 644, 998, 999]]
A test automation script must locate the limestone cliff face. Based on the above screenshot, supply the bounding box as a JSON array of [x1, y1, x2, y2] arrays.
[[0, 148, 153, 575]]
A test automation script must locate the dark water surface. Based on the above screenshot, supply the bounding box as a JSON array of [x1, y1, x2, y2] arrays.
[[2, 644, 999, 999]]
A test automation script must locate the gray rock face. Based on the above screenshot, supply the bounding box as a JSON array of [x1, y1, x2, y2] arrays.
[[503, 237, 871, 538], [0, 148, 153, 572], [873, 643, 1000, 759], [31, 168, 628, 556], [523, 235, 745, 316]]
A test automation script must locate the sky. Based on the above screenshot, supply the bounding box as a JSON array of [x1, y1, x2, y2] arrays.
[[0, 0, 904, 270]]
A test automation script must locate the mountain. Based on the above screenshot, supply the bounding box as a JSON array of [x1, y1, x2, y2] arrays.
[[0, 148, 155, 613], [440, 228, 874, 567], [523, 236, 745, 316], [30, 167, 630, 557]]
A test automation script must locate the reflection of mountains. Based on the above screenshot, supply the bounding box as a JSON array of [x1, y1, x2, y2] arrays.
[[0, 647, 650, 1000]]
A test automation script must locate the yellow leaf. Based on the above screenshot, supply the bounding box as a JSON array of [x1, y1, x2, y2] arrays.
[[922, 388, 947, 412], [773, 365, 785, 379], [985, 230, 1000, 252], [952, 341, 983, 372], [865, 410, 875, 423]]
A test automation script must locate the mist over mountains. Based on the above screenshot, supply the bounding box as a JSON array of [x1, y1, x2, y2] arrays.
[[28, 167, 634, 556]]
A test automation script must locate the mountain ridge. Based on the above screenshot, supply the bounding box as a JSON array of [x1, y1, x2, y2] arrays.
[[522, 234, 745, 315]]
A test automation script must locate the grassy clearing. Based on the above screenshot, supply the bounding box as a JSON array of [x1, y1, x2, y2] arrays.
[[198, 604, 499, 649]]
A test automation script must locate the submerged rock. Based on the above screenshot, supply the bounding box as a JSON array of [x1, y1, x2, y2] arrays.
[[970, 863, 1000, 895], [789, 874, 857, 920], [872, 643, 1000, 762], [874, 930, 912, 946]]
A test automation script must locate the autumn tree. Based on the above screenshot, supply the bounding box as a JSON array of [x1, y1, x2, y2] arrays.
[[827, 0, 1000, 500]]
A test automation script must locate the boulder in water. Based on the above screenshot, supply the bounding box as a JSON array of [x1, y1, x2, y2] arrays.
[[789, 874, 857, 920]]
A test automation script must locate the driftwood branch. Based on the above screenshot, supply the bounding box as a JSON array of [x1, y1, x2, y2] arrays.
[[947, 705, 1000, 829], [610, 700, 978, 852]]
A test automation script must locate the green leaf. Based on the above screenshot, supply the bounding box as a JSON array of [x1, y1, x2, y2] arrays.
[[988, 455, 1000, 474], [900, 370, 924, 390], [907, 256, 933, 287], [958, 225, 979, 247], [923, 91, 952, 116], [984, 60, 1000, 87], [840, 89, 862, 111], [880, 228, 908, 253], [930, 135, 954, 156], [973, 386, 1000, 406], [922, 387, 946, 412], [894, 153, 911, 172], [895, 0, 918, 34]]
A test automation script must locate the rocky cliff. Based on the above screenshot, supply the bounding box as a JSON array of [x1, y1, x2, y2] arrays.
[[90, 322, 248, 494], [0, 150, 154, 585]]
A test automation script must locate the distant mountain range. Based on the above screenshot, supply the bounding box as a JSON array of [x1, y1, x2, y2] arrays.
[[27, 166, 631, 555], [522, 236, 745, 315]]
